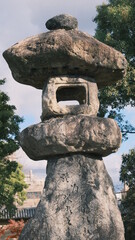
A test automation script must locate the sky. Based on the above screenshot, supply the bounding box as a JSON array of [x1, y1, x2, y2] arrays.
[[0, 0, 135, 191]]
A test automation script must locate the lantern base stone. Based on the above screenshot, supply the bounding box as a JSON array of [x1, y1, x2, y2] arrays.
[[19, 154, 124, 240]]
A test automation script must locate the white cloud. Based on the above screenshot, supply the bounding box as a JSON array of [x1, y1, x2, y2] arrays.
[[103, 153, 122, 171], [15, 148, 47, 171], [27, 0, 105, 35], [103, 153, 123, 191], [122, 106, 135, 126]]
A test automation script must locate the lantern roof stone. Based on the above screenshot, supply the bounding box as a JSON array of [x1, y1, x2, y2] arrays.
[[3, 14, 127, 89]]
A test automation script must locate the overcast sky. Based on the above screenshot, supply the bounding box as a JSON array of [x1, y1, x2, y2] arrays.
[[0, 0, 134, 189]]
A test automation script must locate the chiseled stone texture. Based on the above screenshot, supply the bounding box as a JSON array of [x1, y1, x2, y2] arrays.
[[19, 115, 122, 160], [3, 29, 127, 89], [41, 76, 99, 119], [19, 154, 125, 240], [46, 14, 78, 30]]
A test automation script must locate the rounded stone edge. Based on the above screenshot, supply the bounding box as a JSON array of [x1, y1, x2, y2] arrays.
[[3, 30, 127, 90], [45, 14, 78, 30], [19, 116, 122, 160]]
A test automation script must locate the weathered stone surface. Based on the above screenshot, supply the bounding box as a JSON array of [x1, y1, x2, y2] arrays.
[[3, 29, 127, 89], [3, 13, 125, 240], [46, 14, 78, 30], [19, 154, 125, 240], [19, 115, 122, 160], [41, 76, 99, 119]]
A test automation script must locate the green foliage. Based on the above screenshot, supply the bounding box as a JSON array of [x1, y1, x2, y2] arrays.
[[120, 149, 135, 240], [94, 0, 135, 139], [94, 0, 135, 64], [120, 148, 135, 189], [0, 79, 23, 159], [0, 159, 28, 211], [0, 79, 27, 213], [120, 189, 135, 240], [94, 2, 135, 235]]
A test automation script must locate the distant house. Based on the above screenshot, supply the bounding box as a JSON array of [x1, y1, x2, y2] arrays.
[[17, 170, 44, 209], [115, 183, 129, 205]]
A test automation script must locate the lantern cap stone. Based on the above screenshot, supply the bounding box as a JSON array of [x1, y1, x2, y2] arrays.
[[45, 14, 78, 30], [3, 15, 127, 89]]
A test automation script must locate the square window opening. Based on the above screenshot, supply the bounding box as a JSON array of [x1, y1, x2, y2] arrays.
[[56, 85, 86, 106]]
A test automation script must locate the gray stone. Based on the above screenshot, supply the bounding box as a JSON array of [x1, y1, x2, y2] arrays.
[[45, 14, 78, 30], [4, 14, 125, 240], [3, 29, 127, 89], [19, 115, 122, 160], [41, 76, 99, 119], [19, 154, 125, 240]]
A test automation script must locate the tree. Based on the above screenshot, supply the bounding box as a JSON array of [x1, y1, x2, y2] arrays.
[[94, 0, 135, 139], [120, 149, 135, 240], [0, 219, 25, 240], [0, 79, 27, 213], [94, 1, 135, 238], [120, 148, 135, 189]]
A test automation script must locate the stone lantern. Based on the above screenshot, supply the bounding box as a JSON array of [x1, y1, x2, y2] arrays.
[[3, 14, 127, 240]]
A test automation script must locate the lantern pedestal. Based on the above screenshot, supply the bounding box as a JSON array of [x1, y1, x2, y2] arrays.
[[19, 154, 124, 240]]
